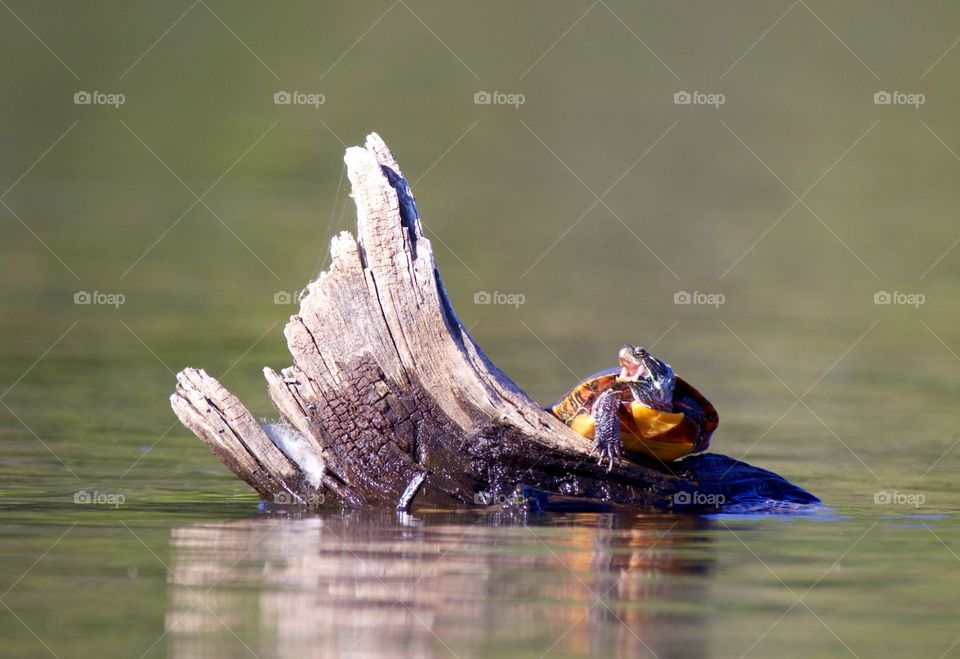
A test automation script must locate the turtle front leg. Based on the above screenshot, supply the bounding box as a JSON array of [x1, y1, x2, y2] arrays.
[[591, 388, 623, 472]]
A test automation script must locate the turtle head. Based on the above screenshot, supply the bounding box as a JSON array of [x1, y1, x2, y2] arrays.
[[617, 345, 656, 381], [617, 344, 675, 410]]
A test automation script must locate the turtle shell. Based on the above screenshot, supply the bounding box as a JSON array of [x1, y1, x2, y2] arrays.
[[550, 368, 718, 462]]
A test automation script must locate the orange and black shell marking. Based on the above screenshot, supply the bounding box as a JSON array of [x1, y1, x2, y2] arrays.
[[550, 368, 718, 462]]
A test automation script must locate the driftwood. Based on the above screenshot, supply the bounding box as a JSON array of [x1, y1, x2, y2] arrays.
[[170, 133, 818, 512]]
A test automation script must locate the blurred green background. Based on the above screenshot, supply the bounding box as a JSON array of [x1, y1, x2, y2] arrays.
[[1, 1, 959, 657]]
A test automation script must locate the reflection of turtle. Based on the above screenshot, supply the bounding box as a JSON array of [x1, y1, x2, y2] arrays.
[[549, 345, 718, 470]]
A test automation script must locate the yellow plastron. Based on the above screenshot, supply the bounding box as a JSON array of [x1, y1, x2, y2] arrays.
[[569, 402, 699, 462]]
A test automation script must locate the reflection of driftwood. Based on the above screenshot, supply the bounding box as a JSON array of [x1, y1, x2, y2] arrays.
[[166, 514, 714, 658], [170, 133, 817, 511]]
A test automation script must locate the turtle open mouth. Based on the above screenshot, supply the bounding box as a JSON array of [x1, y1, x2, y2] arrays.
[[618, 349, 649, 382]]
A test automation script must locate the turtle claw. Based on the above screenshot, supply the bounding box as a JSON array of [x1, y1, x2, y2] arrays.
[[590, 388, 623, 472], [591, 435, 622, 472]]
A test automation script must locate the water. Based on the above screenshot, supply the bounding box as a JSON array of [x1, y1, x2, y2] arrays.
[[2, 508, 957, 657], [2, 2, 959, 657]]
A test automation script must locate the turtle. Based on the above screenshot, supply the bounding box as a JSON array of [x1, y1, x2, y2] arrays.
[[549, 344, 718, 470]]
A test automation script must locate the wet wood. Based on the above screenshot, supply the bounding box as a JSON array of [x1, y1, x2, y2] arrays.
[[170, 133, 818, 512]]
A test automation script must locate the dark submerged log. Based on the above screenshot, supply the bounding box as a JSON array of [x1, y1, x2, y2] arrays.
[[170, 133, 819, 513]]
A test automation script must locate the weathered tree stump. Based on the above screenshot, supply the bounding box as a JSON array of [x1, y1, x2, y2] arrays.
[[170, 133, 818, 512]]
